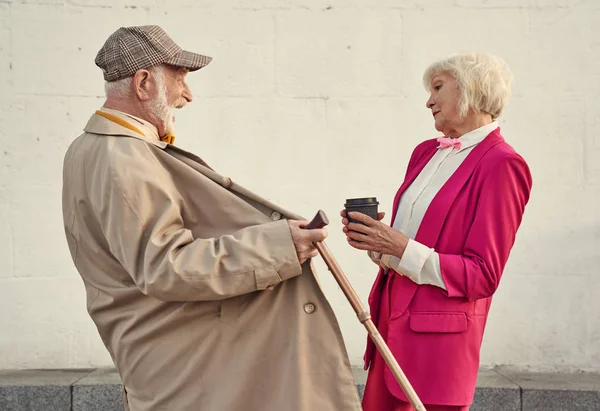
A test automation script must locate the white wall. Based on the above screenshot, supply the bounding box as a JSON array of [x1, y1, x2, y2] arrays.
[[1, 0, 599, 372]]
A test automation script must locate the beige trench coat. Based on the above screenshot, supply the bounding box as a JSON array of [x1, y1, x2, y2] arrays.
[[62, 113, 362, 411]]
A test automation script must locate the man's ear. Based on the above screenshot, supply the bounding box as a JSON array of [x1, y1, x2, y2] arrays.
[[133, 69, 151, 101]]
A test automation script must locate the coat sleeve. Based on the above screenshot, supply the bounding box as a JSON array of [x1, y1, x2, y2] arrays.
[[439, 154, 532, 300], [91, 138, 303, 302]]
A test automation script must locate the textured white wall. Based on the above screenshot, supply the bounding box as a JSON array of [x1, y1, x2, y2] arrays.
[[1, 0, 599, 372]]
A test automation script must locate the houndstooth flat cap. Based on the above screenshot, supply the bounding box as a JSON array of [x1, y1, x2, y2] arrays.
[[95, 25, 212, 82]]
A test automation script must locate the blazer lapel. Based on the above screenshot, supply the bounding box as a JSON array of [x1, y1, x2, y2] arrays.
[[414, 129, 505, 248], [367, 147, 438, 327], [368, 152, 433, 302], [390, 150, 437, 227], [365, 147, 437, 368]]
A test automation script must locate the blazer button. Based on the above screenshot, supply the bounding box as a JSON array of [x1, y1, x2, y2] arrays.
[[270, 211, 282, 221], [221, 177, 233, 188], [303, 303, 316, 314]]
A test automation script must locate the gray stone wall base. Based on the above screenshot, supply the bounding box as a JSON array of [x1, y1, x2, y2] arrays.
[[1, 367, 599, 410]]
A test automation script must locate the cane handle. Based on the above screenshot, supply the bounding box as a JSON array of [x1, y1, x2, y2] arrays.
[[305, 210, 329, 230]]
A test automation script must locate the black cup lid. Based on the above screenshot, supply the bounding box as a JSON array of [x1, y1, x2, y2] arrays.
[[345, 197, 379, 206]]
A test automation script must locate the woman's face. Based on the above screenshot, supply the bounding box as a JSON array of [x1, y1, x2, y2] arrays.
[[426, 72, 462, 137]]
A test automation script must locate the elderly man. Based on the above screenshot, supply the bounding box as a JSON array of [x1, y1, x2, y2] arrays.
[[62, 25, 362, 411]]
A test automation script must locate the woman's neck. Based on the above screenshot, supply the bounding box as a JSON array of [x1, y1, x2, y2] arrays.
[[446, 111, 493, 138]]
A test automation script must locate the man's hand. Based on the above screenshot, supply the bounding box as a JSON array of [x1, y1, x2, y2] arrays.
[[288, 220, 328, 265]]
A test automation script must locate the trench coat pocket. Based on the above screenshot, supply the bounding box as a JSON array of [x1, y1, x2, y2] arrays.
[[409, 312, 468, 333]]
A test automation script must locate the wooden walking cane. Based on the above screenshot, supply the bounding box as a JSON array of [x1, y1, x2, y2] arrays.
[[305, 210, 426, 411]]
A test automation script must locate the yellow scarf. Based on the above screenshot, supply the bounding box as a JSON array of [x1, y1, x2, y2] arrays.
[[95, 110, 175, 145]]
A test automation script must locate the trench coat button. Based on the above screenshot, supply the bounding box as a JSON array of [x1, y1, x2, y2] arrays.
[[304, 303, 316, 314], [221, 176, 233, 188], [270, 211, 281, 221]]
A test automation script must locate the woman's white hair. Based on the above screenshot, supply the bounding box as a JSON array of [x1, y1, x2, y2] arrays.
[[423, 52, 513, 120], [104, 65, 166, 98]]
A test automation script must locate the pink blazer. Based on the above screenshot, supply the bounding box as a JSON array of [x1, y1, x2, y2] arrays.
[[364, 128, 532, 405]]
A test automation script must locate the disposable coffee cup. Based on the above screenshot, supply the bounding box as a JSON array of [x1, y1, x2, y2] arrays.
[[344, 197, 379, 224]]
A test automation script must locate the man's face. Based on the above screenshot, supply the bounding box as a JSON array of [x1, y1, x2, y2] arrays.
[[149, 65, 192, 137]]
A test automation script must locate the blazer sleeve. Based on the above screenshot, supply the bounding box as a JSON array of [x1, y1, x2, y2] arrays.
[[439, 154, 532, 300], [91, 138, 302, 302]]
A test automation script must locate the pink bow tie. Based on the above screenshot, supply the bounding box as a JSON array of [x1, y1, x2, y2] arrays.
[[437, 137, 462, 150]]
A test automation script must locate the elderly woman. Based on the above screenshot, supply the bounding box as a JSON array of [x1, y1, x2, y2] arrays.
[[341, 52, 532, 411]]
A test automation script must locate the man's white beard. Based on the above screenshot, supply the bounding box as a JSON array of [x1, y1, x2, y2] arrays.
[[150, 84, 175, 136], [149, 68, 188, 137]]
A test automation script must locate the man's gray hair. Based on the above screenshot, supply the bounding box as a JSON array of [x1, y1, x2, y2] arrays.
[[423, 52, 513, 120], [104, 65, 166, 98]]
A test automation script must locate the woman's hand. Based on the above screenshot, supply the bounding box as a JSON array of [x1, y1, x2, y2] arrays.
[[341, 209, 386, 227], [340, 210, 409, 257]]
